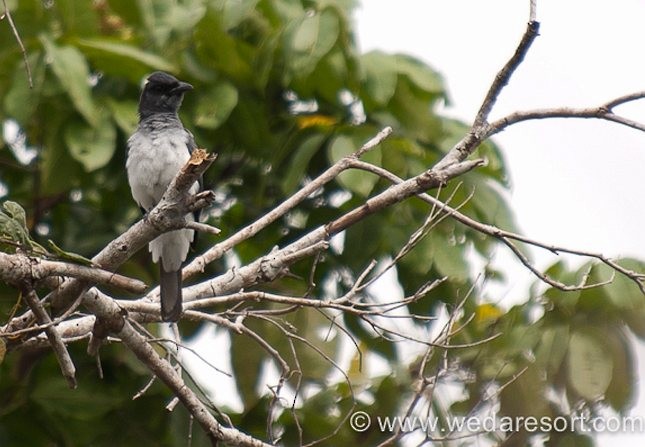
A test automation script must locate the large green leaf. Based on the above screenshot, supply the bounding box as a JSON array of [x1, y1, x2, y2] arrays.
[[105, 98, 139, 135], [567, 328, 614, 400], [588, 259, 645, 310], [64, 111, 117, 172], [0, 201, 31, 249], [3, 52, 44, 126], [393, 54, 444, 96], [535, 325, 570, 375], [230, 328, 266, 409], [41, 36, 98, 126], [194, 9, 254, 85], [52, 0, 100, 37], [31, 375, 124, 420], [193, 81, 239, 130], [430, 229, 469, 282], [328, 129, 382, 197], [76, 38, 176, 82], [220, 0, 261, 29], [360, 51, 399, 107], [603, 326, 635, 411], [282, 132, 327, 193], [388, 77, 443, 142], [284, 7, 340, 78]]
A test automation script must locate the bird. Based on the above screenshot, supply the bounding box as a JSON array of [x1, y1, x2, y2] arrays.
[[126, 71, 200, 322]]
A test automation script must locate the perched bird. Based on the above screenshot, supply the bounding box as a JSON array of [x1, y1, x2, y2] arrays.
[[126, 72, 199, 322]]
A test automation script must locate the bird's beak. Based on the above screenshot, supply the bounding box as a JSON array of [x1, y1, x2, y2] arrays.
[[171, 81, 193, 94]]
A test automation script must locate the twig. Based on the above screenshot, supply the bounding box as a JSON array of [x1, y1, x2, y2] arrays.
[[1, 0, 33, 88], [185, 221, 221, 235], [474, 21, 540, 128], [529, 0, 537, 22], [22, 287, 77, 388], [347, 159, 644, 293], [489, 103, 645, 134], [133, 375, 157, 400]]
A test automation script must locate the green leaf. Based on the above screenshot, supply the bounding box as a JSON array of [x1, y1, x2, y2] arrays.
[[389, 77, 443, 142], [393, 54, 444, 95], [64, 112, 117, 171], [53, 0, 100, 37], [286, 307, 340, 382], [625, 305, 645, 341], [41, 35, 98, 126], [31, 375, 123, 420], [193, 81, 239, 129], [221, 0, 261, 29], [360, 51, 398, 107], [328, 129, 382, 197], [2, 201, 27, 230], [284, 7, 340, 78], [282, 133, 327, 193], [567, 328, 614, 400], [4, 52, 44, 126], [230, 327, 266, 409], [603, 326, 635, 411], [76, 38, 176, 82], [195, 9, 254, 84], [499, 364, 549, 418], [0, 201, 31, 248], [467, 172, 517, 231], [589, 259, 645, 310], [430, 230, 469, 282], [41, 123, 82, 194], [535, 325, 569, 375], [105, 98, 139, 135]]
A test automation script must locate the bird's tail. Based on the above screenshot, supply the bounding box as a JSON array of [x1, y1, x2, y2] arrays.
[[160, 266, 182, 322]]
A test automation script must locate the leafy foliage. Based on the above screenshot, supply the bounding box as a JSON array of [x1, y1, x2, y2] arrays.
[[0, 1, 643, 446]]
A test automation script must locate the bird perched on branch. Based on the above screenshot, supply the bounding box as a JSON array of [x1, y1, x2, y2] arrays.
[[126, 72, 200, 322]]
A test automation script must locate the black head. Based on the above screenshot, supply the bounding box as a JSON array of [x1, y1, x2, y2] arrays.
[[138, 72, 193, 119]]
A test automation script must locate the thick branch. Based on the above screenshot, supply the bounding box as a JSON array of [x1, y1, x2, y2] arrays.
[[0, 252, 147, 293]]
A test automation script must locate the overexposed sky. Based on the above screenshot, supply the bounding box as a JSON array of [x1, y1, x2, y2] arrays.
[[355, 1, 645, 445], [356, 0, 645, 259]]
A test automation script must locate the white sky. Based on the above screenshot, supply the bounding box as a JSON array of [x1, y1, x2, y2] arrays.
[[355, 1, 645, 445]]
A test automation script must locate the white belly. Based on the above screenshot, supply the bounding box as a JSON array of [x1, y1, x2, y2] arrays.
[[126, 132, 193, 211], [126, 129, 199, 270]]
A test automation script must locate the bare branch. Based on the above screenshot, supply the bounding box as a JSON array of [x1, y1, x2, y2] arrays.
[[489, 102, 645, 134], [21, 287, 77, 388], [185, 127, 393, 277], [0, 252, 147, 293], [474, 21, 540, 128], [434, 20, 540, 172], [347, 159, 645, 293]]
